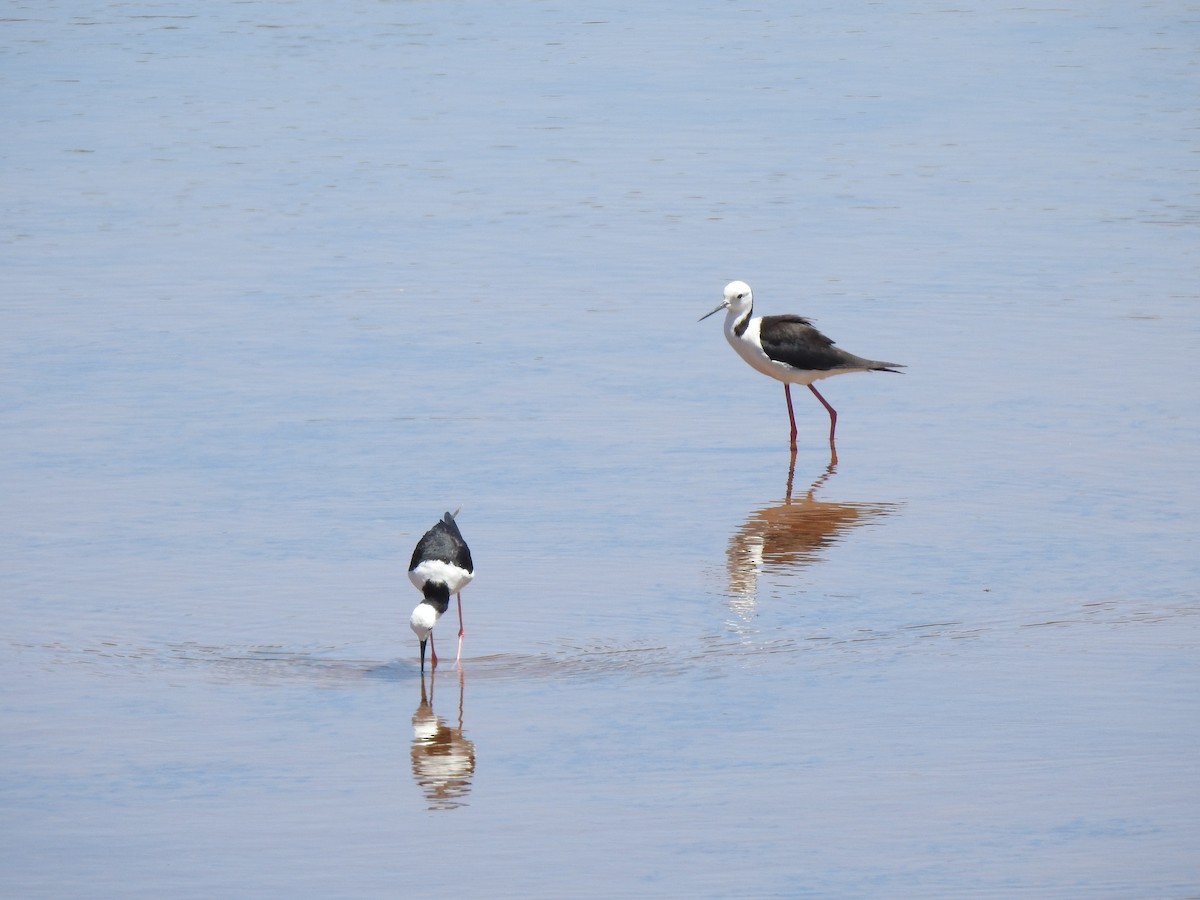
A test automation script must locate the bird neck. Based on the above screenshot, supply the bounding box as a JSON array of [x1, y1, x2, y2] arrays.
[[421, 584, 451, 614], [730, 303, 753, 338]]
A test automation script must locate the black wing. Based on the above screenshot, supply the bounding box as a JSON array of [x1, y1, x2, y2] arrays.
[[759, 315, 903, 372], [409, 511, 474, 572], [758, 315, 857, 371]]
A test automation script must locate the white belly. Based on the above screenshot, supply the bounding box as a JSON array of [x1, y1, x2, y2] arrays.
[[725, 318, 833, 386]]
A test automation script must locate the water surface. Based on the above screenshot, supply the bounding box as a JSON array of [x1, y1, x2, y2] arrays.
[[2, 2, 1198, 896]]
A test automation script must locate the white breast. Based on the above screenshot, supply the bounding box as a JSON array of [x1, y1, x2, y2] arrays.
[[725, 317, 825, 386]]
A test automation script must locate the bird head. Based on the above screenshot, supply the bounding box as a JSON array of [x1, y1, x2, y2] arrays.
[[699, 280, 753, 321], [410, 601, 440, 641]]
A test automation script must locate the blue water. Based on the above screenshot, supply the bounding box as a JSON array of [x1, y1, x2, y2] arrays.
[[3, 2, 1198, 896]]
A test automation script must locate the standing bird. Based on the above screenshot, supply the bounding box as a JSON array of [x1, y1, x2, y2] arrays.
[[700, 281, 904, 451], [408, 511, 474, 673]]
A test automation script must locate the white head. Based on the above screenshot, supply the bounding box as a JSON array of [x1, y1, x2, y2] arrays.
[[410, 601, 441, 641], [699, 280, 754, 321]]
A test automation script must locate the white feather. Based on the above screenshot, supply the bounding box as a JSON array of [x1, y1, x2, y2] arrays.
[[410, 602, 441, 640], [408, 559, 474, 594]]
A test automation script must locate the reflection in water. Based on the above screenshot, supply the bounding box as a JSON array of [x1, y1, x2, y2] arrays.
[[728, 453, 899, 621], [410, 669, 476, 811]]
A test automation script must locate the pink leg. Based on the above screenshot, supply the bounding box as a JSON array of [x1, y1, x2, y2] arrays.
[[783, 384, 798, 451], [455, 592, 464, 664], [429, 632, 438, 670], [808, 384, 838, 445]]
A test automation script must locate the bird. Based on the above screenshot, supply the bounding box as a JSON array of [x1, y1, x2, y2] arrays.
[[408, 510, 474, 673], [700, 280, 904, 452]]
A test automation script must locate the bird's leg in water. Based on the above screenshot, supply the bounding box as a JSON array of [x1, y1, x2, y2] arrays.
[[456, 592, 465, 664], [808, 383, 838, 445], [784, 384, 798, 451]]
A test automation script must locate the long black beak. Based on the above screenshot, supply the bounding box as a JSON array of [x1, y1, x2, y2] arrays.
[[419, 638, 427, 673], [698, 302, 727, 322]]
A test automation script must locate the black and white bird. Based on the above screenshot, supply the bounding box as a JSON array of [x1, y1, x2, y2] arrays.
[[700, 280, 904, 451], [408, 511, 474, 673]]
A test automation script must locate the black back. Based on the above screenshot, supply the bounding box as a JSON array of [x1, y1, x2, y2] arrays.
[[758, 314, 890, 372], [409, 511, 474, 573]]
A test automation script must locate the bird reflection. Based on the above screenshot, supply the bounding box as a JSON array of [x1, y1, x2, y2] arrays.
[[727, 451, 899, 620], [410, 669, 475, 810]]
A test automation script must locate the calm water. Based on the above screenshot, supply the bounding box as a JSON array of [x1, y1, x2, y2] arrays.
[[3, 1, 1198, 896]]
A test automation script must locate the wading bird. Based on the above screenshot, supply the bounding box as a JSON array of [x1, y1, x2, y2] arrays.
[[700, 280, 904, 451], [408, 510, 474, 672]]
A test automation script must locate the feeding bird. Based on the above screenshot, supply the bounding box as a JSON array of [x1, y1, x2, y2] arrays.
[[408, 510, 474, 673], [700, 280, 904, 451]]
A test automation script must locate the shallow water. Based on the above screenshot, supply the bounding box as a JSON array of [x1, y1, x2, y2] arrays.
[[3, 1, 1199, 896]]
